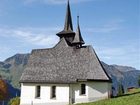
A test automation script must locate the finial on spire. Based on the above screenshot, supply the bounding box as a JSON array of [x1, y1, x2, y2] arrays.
[[77, 15, 79, 25]]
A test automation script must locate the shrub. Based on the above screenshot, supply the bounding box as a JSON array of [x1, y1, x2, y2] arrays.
[[8, 97, 20, 105]]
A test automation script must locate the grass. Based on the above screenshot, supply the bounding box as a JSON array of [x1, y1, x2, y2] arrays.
[[76, 88, 140, 105]]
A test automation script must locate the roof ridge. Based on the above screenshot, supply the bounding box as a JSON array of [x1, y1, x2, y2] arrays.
[[54, 37, 68, 49]]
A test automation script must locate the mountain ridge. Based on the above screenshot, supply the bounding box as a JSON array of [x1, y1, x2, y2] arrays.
[[0, 53, 140, 96]]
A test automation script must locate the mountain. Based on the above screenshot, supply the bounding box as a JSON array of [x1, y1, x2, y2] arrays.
[[102, 62, 140, 96], [0, 54, 29, 88], [0, 53, 140, 97]]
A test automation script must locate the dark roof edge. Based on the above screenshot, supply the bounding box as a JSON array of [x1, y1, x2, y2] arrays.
[[77, 79, 112, 83], [92, 48, 112, 83], [56, 30, 75, 36], [19, 81, 77, 84], [19, 79, 111, 84]]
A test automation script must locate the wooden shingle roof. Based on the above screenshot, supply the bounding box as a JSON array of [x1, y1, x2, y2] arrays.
[[20, 38, 111, 83]]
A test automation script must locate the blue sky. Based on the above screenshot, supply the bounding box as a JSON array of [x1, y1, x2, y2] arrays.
[[0, 0, 139, 69]]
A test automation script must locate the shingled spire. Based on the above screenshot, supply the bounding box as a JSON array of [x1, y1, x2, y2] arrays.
[[73, 16, 85, 47], [56, 0, 75, 45], [64, 0, 73, 31]]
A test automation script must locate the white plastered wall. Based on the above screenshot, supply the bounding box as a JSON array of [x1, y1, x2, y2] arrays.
[[20, 83, 69, 105]]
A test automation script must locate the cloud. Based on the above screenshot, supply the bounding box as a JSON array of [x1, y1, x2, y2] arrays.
[[96, 47, 127, 60], [85, 19, 124, 33], [0, 27, 60, 47], [85, 26, 118, 33], [95, 45, 140, 69], [23, 0, 92, 5], [0, 26, 60, 61]]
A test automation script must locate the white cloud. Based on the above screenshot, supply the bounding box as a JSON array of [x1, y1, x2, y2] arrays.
[[95, 47, 126, 59], [23, 0, 92, 5], [85, 19, 124, 33], [0, 26, 60, 61], [95, 46, 140, 69], [85, 26, 118, 33], [0, 27, 60, 47]]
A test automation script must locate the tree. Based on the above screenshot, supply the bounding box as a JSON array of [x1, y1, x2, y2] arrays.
[[138, 76, 140, 87], [0, 79, 8, 100], [8, 97, 20, 105], [118, 83, 124, 96]]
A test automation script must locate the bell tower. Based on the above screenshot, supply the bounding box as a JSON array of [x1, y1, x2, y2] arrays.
[[56, 0, 75, 46], [72, 16, 85, 47]]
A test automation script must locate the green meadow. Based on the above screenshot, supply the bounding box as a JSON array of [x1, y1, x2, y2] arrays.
[[76, 88, 140, 105]]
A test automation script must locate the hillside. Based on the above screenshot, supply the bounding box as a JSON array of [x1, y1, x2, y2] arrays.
[[102, 62, 140, 96], [0, 54, 29, 88], [76, 88, 140, 105], [0, 53, 140, 95]]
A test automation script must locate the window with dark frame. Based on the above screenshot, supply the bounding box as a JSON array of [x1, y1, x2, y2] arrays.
[[36, 85, 41, 98], [51, 86, 56, 99], [81, 84, 86, 95]]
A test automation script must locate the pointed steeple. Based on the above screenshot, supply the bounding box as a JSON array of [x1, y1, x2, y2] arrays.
[[73, 16, 85, 46], [56, 0, 75, 45], [64, 0, 73, 31]]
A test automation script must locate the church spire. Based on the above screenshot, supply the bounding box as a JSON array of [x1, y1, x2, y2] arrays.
[[64, 0, 73, 31], [73, 16, 85, 46], [56, 0, 75, 45]]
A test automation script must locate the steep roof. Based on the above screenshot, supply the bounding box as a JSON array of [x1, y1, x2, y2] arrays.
[[20, 38, 111, 83]]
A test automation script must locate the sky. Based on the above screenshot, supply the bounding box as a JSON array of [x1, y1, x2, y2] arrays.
[[0, 0, 139, 69]]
